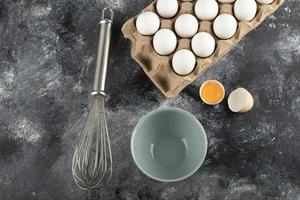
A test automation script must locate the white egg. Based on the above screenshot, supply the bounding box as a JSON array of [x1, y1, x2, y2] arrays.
[[153, 29, 177, 55], [175, 14, 199, 38], [156, 0, 179, 18], [217, 0, 236, 3], [256, 0, 274, 4], [234, 0, 257, 21], [172, 49, 196, 75], [136, 11, 160, 35], [213, 14, 238, 39], [192, 32, 216, 58], [194, 0, 219, 21]]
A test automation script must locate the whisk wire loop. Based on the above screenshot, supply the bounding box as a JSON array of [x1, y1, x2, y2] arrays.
[[72, 95, 112, 189]]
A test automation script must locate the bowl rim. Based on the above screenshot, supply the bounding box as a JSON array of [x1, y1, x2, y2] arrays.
[[131, 107, 208, 182]]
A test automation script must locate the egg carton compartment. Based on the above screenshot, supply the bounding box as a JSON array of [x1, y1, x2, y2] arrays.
[[122, 0, 285, 99]]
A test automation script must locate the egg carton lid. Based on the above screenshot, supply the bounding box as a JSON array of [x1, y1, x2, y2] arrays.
[[122, 0, 285, 99]]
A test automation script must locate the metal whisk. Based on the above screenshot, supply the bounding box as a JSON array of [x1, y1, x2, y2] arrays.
[[72, 8, 113, 190]]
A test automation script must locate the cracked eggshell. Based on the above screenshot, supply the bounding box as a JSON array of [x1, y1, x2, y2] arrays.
[[228, 88, 254, 113]]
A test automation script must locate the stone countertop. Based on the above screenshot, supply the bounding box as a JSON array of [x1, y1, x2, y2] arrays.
[[0, 0, 299, 199]]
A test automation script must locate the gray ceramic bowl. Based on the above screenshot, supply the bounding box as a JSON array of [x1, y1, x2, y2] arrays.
[[131, 107, 207, 182]]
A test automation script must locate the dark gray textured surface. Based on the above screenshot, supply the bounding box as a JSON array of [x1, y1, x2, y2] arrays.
[[0, 0, 299, 199]]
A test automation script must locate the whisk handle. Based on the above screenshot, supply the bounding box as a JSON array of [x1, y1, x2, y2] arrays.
[[92, 8, 113, 96]]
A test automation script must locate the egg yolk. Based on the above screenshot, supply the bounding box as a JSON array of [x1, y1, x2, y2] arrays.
[[201, 82, 224, 104]]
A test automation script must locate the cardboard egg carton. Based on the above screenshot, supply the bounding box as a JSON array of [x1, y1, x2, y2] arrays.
[[122, 0, 285, 99]]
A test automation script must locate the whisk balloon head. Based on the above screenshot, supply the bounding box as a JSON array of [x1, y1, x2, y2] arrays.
[[72, 94, 112, 190]]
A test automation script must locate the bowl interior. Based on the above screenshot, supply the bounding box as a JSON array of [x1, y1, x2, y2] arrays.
[[131, 108, 207, 182]]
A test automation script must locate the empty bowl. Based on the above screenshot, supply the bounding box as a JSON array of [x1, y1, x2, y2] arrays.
[[131, 107, 207, 182]]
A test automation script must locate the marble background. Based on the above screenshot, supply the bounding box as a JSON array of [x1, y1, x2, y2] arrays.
[[0, 0, 299, 199]]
